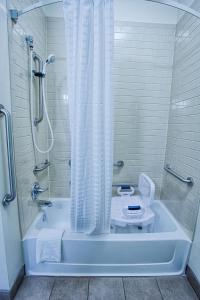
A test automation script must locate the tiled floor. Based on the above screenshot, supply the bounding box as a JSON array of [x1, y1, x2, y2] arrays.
[[14, 276, 199, 300]]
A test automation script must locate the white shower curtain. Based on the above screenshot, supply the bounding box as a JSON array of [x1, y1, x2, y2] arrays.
[[63, 0, 114, 234]]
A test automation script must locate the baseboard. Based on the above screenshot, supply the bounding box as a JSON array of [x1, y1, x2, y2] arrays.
[[0, 266, 25, 300], [186, 265, 200, 299]]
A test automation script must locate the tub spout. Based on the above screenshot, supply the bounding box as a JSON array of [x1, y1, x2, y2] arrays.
[[37, 200, 53, 208]]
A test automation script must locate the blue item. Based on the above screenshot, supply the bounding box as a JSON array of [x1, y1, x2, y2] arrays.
[[128, 205, 141, 211]]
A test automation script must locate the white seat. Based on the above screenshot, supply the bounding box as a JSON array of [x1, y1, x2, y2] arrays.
[[111, 174, 155, 228]]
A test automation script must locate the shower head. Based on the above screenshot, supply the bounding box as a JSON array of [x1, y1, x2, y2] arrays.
[[46, 54, 55, 64]]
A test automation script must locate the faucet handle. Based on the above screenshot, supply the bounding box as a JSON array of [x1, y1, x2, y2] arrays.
[[37, 186, 48, 193], [31, 182, 48, 201]]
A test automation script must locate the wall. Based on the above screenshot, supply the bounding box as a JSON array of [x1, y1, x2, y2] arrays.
[[46, 17, 175, 198], [0, 0, 23, 291], [161, 0, 200, 239], [8, 1, 48, 235], [113, 22, 175, 196], [46, 17, 70, 197], [186, 0, 200, 283], [189, 209, 200, 282]]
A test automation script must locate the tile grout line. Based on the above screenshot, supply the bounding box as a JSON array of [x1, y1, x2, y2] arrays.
[[156, 278, 164, 300], [48, 278, 56, 300], [122, 277, 127, 300], [87, 277, 90, 300]]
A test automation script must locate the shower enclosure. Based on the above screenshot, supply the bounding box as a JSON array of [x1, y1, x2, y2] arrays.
[[4, 0, 200, 275]]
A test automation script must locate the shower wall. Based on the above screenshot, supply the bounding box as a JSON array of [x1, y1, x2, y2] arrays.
[[113, 22, 175, 197], [46, 18, 69, 198], [161, 0, 200, 238], [8, 1, 48, 235], [46, 18, 175, 198]]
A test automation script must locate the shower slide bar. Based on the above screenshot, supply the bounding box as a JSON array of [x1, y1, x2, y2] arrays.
[[32, 51, 44, 126], [9, 0, 200, 23], [164, 164, 194, 186], [0, 105, 17, 206]]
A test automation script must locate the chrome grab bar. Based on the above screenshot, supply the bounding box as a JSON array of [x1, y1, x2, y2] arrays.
[[33, 159, 50, 175], [0, 105, 17, 206], [68, 159, 124, 168], [164, 164, 194, 185]]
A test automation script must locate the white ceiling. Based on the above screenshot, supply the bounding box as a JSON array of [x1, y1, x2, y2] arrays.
[[42, 0, 195, 24]]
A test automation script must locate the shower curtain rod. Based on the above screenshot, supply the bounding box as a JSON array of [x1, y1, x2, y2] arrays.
[[10, 0, 200, 23]]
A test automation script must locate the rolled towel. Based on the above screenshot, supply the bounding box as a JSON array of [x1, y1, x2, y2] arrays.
[[36, 228, 64, 264]]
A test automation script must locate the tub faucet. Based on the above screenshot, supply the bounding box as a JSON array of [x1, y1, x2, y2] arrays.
[[37, 200, 53, 208]]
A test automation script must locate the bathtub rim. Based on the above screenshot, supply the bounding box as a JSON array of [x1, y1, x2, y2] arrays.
[[23, 198, 191, 243]]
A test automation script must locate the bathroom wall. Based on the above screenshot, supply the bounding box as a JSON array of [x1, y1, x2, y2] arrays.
[[46, 17, 69, 197], [161, 0, 200, 238], [189, 208, 200, 282], [8, 1, 48, 235], [46, 17, 175, 198], [0, 0, 23, 291], [112, 22, 175, 196]]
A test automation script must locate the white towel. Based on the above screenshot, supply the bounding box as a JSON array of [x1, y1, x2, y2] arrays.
[[36, 228, 64, 264]]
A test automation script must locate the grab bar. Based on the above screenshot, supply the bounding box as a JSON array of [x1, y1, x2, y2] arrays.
[[164, 164, 194, 185], [68, 159, 125, 168], [33, 52, 44, 126], [0, 105, 17, 206], [33, 159, 50, 175]]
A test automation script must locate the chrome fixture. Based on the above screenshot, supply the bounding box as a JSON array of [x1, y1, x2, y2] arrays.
[[31, 182, 48, 201], [46, 54, 55, 65], [25, 35, 33, 49], [164, 164, 194, 186], [113, 160, 124, 168], [37, 200, 53, 208], [32, 51, 44, 126], [33, 159, 50, 175], [0, 105, 17, 206], [10, 0, 200, 24]]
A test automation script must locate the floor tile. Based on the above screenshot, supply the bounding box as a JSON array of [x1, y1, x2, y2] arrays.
[[123, 277, 162, 300], [14, 276, 54, 300], [88, 277, 125, 300], [50, 277, 88, 300], [157, 276, 198, 300]]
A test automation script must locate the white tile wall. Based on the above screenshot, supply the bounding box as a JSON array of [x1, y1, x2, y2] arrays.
[[46, 18, 175, 198], [113, 22, 175, 197], [189, 210, 200, 282], [161, 0, 200, 238], [46, 18, 70, 198], [8, 1, 48, 235]]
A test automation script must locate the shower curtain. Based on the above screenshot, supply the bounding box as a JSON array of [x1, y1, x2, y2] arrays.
[[63, 0, 114, 234]]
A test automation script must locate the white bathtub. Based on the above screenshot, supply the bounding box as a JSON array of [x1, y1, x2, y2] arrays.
[[23, 198, 191, 276]]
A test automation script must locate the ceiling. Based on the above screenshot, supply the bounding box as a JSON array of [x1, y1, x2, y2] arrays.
[[42, 0, 195, 24]]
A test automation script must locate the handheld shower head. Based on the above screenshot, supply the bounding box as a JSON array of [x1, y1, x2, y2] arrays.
[[43, 54, 55, 75], [46, 54, 55, 64]]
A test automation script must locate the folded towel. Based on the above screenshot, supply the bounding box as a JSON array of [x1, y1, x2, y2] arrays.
[[36, 228, 64, 264]]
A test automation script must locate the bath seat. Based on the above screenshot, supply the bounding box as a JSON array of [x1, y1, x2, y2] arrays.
[[111, 173, 155, 228]]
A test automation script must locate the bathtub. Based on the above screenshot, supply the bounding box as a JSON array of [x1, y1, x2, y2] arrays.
[[23, 198, 191, 276]]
